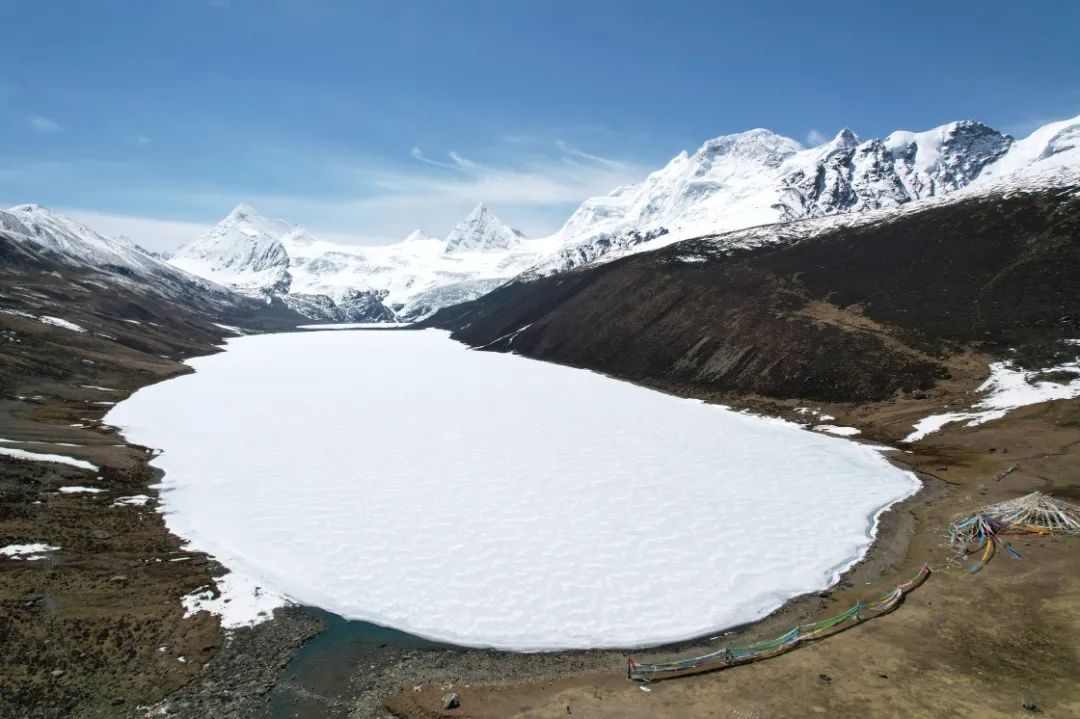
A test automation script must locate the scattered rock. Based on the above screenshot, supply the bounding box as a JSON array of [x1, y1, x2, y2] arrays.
[[87, 529, 113, 540], [442, 692, 460, 710], [818, 673, 832, 685], [108, 575, 127, 583], [1022, 696, 1041, 713], [50, 669, 64, 678]]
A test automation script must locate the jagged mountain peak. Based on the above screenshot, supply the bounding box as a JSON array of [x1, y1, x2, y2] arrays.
[[10, 202, 48, 213], [169, 204, 293, 295], [444, 203, 526, 253], [831, 128, 860, 149], [226, 201, 259, 219], [4, 203, 114, 247], [531, 115, 1078, 277], [0, 204, 229, 296], [402, 229, 436, 244], [694, 128, 804, 167]]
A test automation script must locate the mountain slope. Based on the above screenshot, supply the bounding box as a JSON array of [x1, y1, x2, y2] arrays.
[[161, 115, 1078, 321], [424, 162, 1080, 408], [0, 204, 292, 319], [0, 204, 303, 382], [526, 115, 1077, 276], [169, 203, 293, 295]]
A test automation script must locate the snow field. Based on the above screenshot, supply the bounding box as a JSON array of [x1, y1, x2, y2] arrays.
[[107, 329, 919, 648]]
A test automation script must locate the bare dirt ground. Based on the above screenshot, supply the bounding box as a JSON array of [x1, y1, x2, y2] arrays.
[[3, 314, 1078, 718], [0, 308, 318, 719]]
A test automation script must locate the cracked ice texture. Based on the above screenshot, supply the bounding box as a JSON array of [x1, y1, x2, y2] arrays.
[[106, 329, 918, 650]]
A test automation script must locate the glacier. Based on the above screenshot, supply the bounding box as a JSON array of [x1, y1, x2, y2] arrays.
[[106, 328, 919, 649]]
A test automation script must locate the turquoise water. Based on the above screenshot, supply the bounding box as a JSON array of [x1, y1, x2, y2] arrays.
[[266, 607, 448, 718]]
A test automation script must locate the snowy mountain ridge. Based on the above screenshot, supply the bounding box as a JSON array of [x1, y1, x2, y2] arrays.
[[170, 202, 294, 295], [0, 203, 303, 327], [173, 116, 1078, 321], [0, 204, 229, 300], [526, 115, 1078, 275], [169, 201, 544, 321], [10, 114, 1074, 325]]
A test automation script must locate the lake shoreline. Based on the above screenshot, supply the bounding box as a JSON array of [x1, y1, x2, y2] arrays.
[[5, 321, 1074, 719], [119, 326, 942, 718], [107, 327, 918, 653]]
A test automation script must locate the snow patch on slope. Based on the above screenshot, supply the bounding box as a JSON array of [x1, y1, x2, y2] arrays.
[[0, 446, 99, 471], [903, 350, 1080, 443]]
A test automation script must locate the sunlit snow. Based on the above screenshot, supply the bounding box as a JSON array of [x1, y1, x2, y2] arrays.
[[107, 329, 918, 649], [38, 316, 86, 332], [1, 543, 59, 560], [0, 446, 99, 471], [182, 572, 285, 628], [903, 355, 1080, 443], [296, 322, 410, 330], [112, 494, 152, 507], [813, 425, 861, 437]]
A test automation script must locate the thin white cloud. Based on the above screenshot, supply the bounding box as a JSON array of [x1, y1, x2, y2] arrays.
[[806, 129, 828, 147], [28, 115, 61, 134], [555, 140, 630, 170], [13, 138, 649, 250], [447, 151, 482, 172], [409, 147, 461, 171], [174, 142, 645, 246]]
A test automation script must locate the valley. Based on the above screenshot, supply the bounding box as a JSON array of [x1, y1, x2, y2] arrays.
[[1, 110, 1078, 719]]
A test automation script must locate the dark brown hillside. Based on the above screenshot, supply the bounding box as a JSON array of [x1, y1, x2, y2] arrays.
[[424, 186, 1080, 403], [0, 232, 307, 718]]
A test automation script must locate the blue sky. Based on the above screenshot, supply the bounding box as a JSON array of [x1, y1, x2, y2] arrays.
[[2, 0, 1078, 249]]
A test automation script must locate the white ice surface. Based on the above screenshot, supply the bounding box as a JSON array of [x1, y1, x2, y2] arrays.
[[58, 486, 104, 494], [0, 446, 99, 471], [296, 323, 411, 330], [106, 329, 919, 650]]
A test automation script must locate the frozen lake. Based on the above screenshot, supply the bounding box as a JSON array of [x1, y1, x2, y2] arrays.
[[106, 328, 918, 650]]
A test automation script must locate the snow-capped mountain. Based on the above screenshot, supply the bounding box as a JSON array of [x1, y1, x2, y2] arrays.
[[169, 202, 546, 321], [445, 203, 526, 253], [170, 203, 294, 295], [526, 115, 1079, 275], [2, 204, 177, 278], [0, 203, 296, 323], [162, 114, 1078, 322], [1, 204, 225, 300]]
